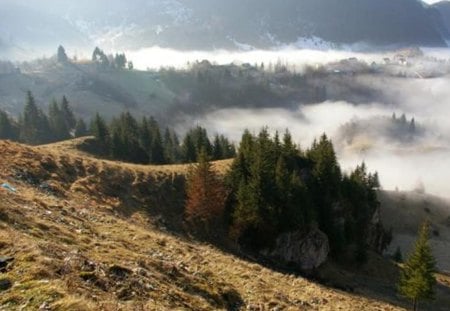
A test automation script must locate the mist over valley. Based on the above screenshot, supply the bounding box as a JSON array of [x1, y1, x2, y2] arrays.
[[1, 1, 450, 310]]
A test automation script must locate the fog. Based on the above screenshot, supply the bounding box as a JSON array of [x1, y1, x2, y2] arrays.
[[176, 74, 450, 198], [126, 46, 450, 198], [127, 46, 392, 71]]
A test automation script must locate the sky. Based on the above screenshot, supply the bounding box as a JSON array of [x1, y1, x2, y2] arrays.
[[423, 0, 447, 3]]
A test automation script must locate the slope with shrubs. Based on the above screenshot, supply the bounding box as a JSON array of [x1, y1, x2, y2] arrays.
[[0, 139, 411, 311]]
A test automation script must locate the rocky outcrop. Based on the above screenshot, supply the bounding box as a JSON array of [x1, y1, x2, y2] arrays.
[[367, 204, 392, 254], [262, 227, 329, 272]]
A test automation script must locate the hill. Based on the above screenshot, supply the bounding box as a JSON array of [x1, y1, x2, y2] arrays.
[[434, 1, 450, 34], [0, 138, 449, 310], [379, 190, 450, 272], [4, 55, 449, 124]]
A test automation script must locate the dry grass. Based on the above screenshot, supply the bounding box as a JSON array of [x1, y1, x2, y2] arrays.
[[0, 139, 446, 310]]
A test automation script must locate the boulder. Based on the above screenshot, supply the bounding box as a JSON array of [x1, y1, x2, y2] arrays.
[[262, 227, 329, 272]]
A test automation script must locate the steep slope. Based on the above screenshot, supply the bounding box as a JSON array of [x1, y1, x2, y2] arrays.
[[379, 190, 450, 273], [0, 60, 177, 120], [0, 139, 413, 310]]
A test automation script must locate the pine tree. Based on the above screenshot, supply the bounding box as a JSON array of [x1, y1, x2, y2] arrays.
[[48, 99, 70, 141], [60, 96, 76, 130], [163, 128, 180, 163], [90, 113, 110, 152], [307, 134, 343, 253], [0, 110, 18, 140], [185, 150, 226, 235], [182, 126, 212, 162], [57, 45, 68, 63], [148, 117, 165, 164], [398, 222, 437, 311], [74, 118, 88, 137], [409, 118, 416, 133], [20, 91, 52, 145]]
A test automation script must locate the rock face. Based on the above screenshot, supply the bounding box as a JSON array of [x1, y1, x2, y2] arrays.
[[366, 204, 392, 254], [263, 228, 330, 272]]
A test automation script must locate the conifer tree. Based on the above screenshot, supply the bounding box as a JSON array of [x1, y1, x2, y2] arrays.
[[20, 91, 51, 145], [182, 126, 212, 162], [163, 128, 180, 163], [74, 118, 88, 137], [0, 110, 18, 140], [148, 117, 165, 164], [57, 45, 68, 63], [185, 150, 226, 235], [48, 99, 70, 141], [307, 134, 343, 252], [60, 96, 76, 130], [90, 113, 110, 151], [398, 222, 437, 311]]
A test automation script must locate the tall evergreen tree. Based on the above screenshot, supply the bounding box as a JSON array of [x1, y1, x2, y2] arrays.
[[20, 91, 51, 145], [60, 96, 76, 130], [163, 128, 181, 163], [182, 126, 212, 162], [307, 134, 343, 252], [57, 45, 68, 63], [90, 113, 110, 151], [398, 222, 437, 311], [185, 149, 226, 235], [0, 110, 18, 140], [74, 118, 88, 137], [48, 99, 70, 141], [148, 117, 165, 164]]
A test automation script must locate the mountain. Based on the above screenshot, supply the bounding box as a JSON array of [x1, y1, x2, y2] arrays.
[[0, 2, 89, 60], [434, 1, 450, 34], [1, 0, 448, 60]]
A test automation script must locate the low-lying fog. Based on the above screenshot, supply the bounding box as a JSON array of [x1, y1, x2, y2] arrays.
[[126, 46, 450, 71], [127, 46, 447, 198], [176, 100, 449, 198], [13, 44, 450, 198]]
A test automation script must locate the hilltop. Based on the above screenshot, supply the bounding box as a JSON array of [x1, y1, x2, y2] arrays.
[[0, 138, 449, 310]]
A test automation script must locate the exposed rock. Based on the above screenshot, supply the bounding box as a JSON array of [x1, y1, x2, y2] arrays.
[[262, 227, 329, 272], [0, 278, 12, 291], [366, 205, 391, 253]]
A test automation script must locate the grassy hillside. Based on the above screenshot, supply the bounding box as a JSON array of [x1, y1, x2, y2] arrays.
[[0, 58, 388, 124], [0, 60, 176, 120], [379, 190, 450, 273], [0, 139, 448, 310]]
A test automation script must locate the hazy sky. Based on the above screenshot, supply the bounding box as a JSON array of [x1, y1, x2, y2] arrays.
[[423, 0, 447, 3]]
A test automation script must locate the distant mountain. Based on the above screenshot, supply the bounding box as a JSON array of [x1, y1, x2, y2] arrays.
[[0, 2, 89, 59], [1, 0, 449, 60], [434, 1, 450, 35]]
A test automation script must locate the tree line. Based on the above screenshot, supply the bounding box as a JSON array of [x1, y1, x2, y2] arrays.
[[91, 112, 235, 164], [0, 92, 235, 165], [185, 128, 438, 309], [0, 91, 86, 145], [186, 128, 386, 262]]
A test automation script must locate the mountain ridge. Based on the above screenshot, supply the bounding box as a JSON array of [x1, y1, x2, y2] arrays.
[[1, 0, 449, 60]]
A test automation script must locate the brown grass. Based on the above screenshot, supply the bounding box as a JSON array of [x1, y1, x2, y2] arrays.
[[0, 139, 444, 310]]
